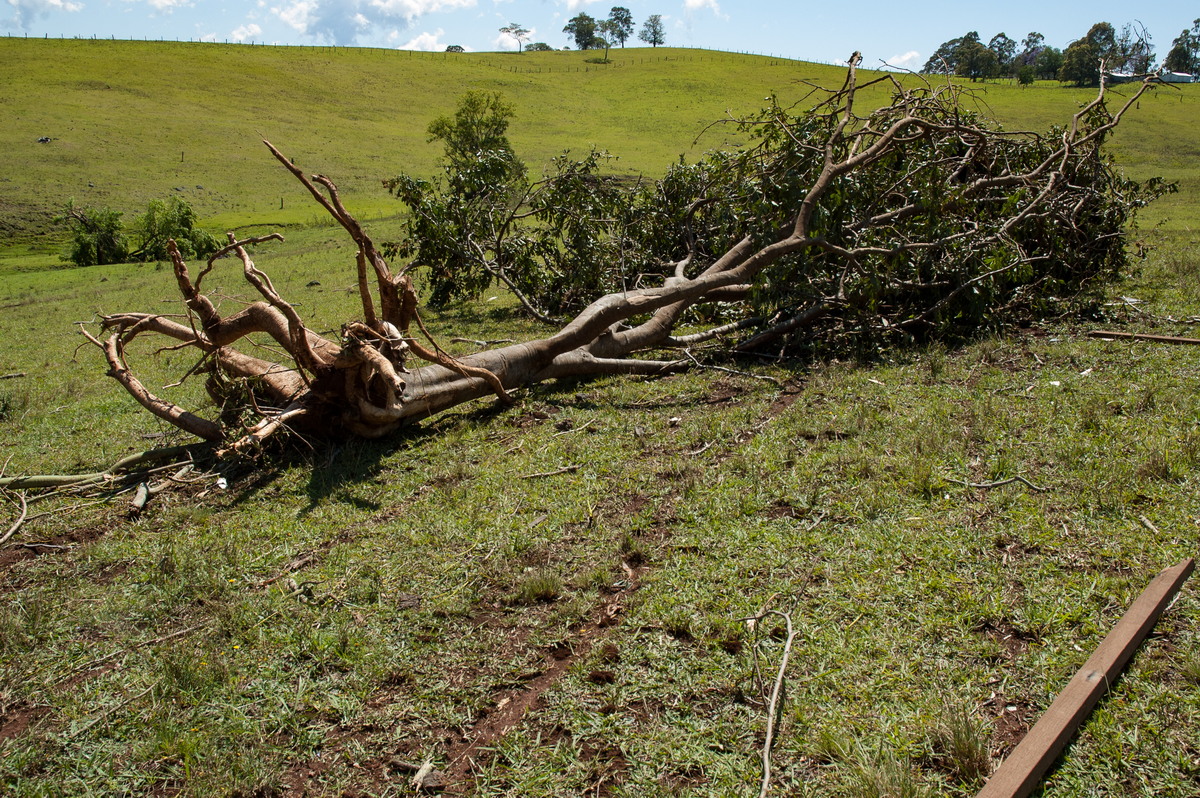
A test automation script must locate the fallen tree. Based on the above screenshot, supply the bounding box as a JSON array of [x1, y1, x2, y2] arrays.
[[83, 57, 1168, 453]]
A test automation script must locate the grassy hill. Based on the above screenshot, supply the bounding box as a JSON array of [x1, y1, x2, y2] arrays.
[[0, 40, 860, 254], [3, 37, 1197, 260], [1, 39, 1199, 798]]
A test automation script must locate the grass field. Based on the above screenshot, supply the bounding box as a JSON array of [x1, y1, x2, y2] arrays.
[[1, 38, 1199, 798]]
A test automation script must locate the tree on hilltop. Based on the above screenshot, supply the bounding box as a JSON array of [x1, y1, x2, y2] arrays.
[[1164, 20, 1200, 73], [563, 13, 599, 50], [499, 23, 531, 53], [921, 31, 980, 74], [79, 59, 1167, 455], [597, 19, 620, 60], [1114, 23, 1155, 73], [639, 15, 665, 47], [607, 7, 634, 47], [1059, 22, 1118, 86], [987, 33, 1016, 76]]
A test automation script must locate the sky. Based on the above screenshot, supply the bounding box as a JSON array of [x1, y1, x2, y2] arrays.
[[2, 0, 1193, 71]]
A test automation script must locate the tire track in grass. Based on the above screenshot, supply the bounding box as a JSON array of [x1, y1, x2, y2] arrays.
[[409, 380, 804, 795]]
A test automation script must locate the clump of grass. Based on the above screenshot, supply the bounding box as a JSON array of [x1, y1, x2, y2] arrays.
[[923, 343, 947, 382], [661, 609, 694, 642], [511, 569, 563, 605], [0, 388, 29, 422], [619, 532, 648, 566], [907, 457, 948, 500], [813, 732, 934, 798], [0, 596, 51, 654], [926, 703, 992, 785], [1181, 649, 1200, 685], [975, 337, 1004, 365], [811, 727, 856, 764], [1136, 446, 1183, 483], [850, 754, 933, 798]]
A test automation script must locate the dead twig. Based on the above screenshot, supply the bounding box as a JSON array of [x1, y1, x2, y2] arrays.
[[1087, 330, 1200, 345], [449, 337, 517, 347], [54, 624, 205, 686], [553, 419, 595, 437], [0, 444, 210, 490], [519, 465, 582, 479], [256, 552, 318, 588], [681, 350, 784, 387], [739, 606, 799, 798], [947, 475, 1048, 492], [0, 372, 26, 380], [0, 492, 29, 546], [70, 681, 158, 738]]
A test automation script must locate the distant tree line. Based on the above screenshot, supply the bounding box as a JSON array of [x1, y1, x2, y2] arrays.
[[1164, 19, 1200, 74], [472, 8, 665, 56], [923, 19, 1183, 87]]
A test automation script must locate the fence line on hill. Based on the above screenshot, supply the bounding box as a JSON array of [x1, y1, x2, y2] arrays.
[[2, 32, 856, 71]]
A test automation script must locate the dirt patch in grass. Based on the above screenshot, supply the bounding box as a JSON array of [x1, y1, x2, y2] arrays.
[[984, 693, 1039, 756], [0, 521, 117, 587], [579, 738, 629, 797], [976, 618, 1035, 660], [0, 700, 46, 743]]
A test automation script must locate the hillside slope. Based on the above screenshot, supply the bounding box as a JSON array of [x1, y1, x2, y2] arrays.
[[0, 40, 850, 248], [3, 37, 1195, 256]]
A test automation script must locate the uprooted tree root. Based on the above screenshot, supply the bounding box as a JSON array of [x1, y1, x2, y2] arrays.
[[71, 58, 1166, 461]]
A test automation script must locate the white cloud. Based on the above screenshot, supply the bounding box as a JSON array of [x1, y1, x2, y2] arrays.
[[145, 0, 191, 11], [4, 0, 83, 30], [398, 27, 449, 50], [269, 0, 474, 44], [884, 50, 922, 71], [369, 0, 475, 21], [683, 0, 718, 11], [272, 0, 316, 32], [561, 0, 600, 11], [231, 22, 263, 41]]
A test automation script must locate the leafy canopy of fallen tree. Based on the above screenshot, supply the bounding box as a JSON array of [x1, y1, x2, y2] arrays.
[[84, 57, 1168, 453], [58, 195, 220, 267]]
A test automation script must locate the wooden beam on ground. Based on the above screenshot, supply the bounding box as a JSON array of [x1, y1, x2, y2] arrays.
[[1088, 331, 1200, 345], [976, 557, 1195, 798]]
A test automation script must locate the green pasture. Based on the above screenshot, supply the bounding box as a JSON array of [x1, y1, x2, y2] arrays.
[[4, 38, 1196, 257], [1, 38, 1199, 798]]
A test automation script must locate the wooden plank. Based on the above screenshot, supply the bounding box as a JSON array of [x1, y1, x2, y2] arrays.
[[1087, 331, 1200, 345], [976, 558, 1195, 798]]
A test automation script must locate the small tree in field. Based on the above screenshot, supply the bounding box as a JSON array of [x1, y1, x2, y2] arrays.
[[563, 13, 598, 50], [499, 23, 530, 53], [82, 58, 1167, 453], [597, 19, 619, 61], [639, 15, 665, 48], [608, 7, 634, 47]]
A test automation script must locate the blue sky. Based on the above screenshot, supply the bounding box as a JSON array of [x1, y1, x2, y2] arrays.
[[2, 0, 1192, 71]]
